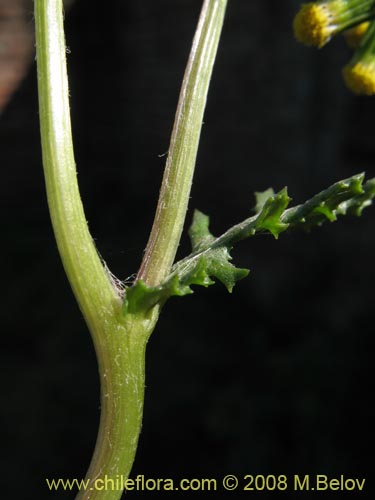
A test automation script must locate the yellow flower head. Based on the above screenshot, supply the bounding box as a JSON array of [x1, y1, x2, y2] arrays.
[[293, 3, 334, 48], [293, 0, 375, 48], [293, 0, 375, 95], [344, 21, 370, 48], [342, 16, 375, 95], [343, 61, 375, 94]]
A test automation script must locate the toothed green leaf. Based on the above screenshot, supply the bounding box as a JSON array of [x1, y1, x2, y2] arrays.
[[339, 178, 375, 216], [205, 248, 249, 292], [188, 210, 214, 250], [254, 188, 275, 213], [254, 188, 291, 238], [282, 173, 367, 229], [123, 173, 375, 315]]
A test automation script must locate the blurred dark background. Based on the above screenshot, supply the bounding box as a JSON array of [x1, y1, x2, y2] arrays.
[[1, 0, 374, 498]]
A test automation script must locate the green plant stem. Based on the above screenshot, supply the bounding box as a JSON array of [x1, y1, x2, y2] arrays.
[[35, 0, 228, 499], [34, 0, 118, 324], [137, 0, 228, 286], [74, 314, 159, 500], [35, 2, 158, 499]]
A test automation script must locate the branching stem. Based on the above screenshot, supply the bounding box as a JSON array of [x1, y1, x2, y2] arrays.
[[34, 1, 228, 499]]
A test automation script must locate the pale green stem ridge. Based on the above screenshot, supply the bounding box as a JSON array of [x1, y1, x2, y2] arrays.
[[35, 2, 159, 499], [137, 0, 228, 286]]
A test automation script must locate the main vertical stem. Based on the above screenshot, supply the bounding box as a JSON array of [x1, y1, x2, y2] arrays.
[[74, 314, 159, 500], [137, 0, 228, 286], [35, 1, 158, 499]]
